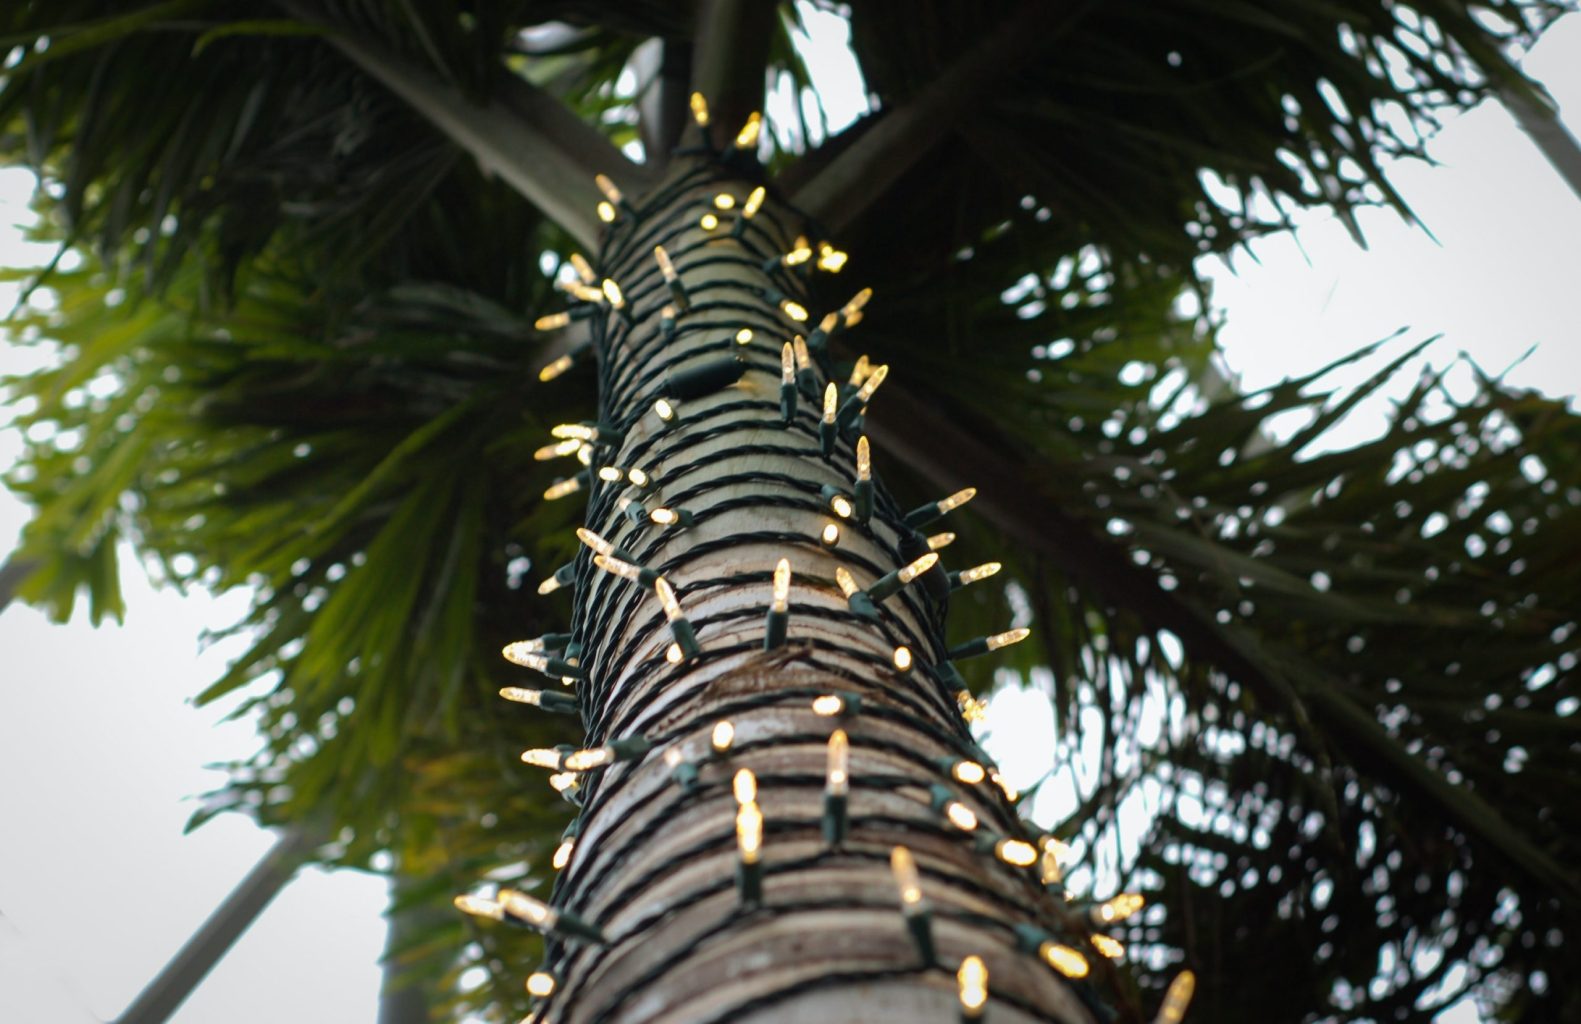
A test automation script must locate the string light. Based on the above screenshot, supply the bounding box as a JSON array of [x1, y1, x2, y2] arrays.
[[525, 971, 557, 998], [903, 486, 977, 528], [713, 192, 736, 210], [840, 286, 873, 324], [649, 506, 695, 528], [764, 557, 791, 649], [835, 566, 881, 620], [989, 769, 1019, 802], [926, 532, 957, 551], [822, 486, 854, 519], [866, 551, 938, 601], [792, 334, 814, 389], [1039, 942, 1090, 979], [811, 694, 849, 717], [824, 728, 849, 844], [741, 185, 765, 219], [543, 476, 583, 501], [890, 846, 936, 965], [498, 687, 579, 714], [1039, 837, 1069, 887], [994, 838, 1038, 867], [537, 353, 575, 382], [600, 278, 626, 313], [854, 435, 874, 520], [453, 894, 505, 922], [502, 642, 584, 680], [950, 759, 987, 784], [591, 552, 657, 587], [892, 645, 913, 672], [820, 382, 839, 456], [533, 438, 583, 461], [548, 771, 580, 797], [950, 627, 1031, 660], [735, 799, 763, 905], [780, 342, 797, 420], [957, 956, 988, 1021], [1153, 971, 1197, 1024], [688, 91, 709, 127], [596, 200, 616, 223], [932, 786, 979, 831], [1090, 934, 1125, 960], [837, 363, 887, 429], [807, 311, 839, 352], [956, 690, 989, 723], [1093, 892, 1145, 925], [820, 522, 841, 547], [734, 111, 762, 149], [848, 355, 871, 387], [594, 173, 623, 224], [734, 327, 754, 346], [652, 398, 678, 424], [816, 241, 848, 272], [951, 562, 1003, 589], [780, 299, 809, 321], [711, 720, 735, 755], [533, 311, 572, 332], [520, 748, 564, 770], [495, 889, 604, 942], [550, 422, 619, 445], [654, 576, 701, 659], [536, 563, 575, 596], [654, 244, 689, 309], [552, 836, 575, 870], [699, 212, 720, 231]]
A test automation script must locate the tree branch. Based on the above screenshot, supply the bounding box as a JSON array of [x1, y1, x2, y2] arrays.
[[690, 0, 776, 148], [278, 3, 650, 250], [791, 0, 1079, 233]]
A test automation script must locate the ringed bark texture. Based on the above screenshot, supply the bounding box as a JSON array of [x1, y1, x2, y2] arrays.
[[534, 156, 1105, 1024]]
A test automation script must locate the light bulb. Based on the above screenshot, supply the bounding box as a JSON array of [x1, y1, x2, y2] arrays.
[[496, 890, 555, 929], [958, 562, 1002, 586], [653, 398, 677, 422], [552, 837, 575, 870], [600, 279, 625, 310], [736, 801, 763, 864], [897, 552, 938, 584], [828, 493, 853, 519], [689, 91, 709, 126], [453, 894, 505, 921], [855, 438, 872, 484], [592, 554, 642, 583], [771, 558, 791, 613], [699, 212, 719, 231], [543, 477, 582, 501], [711, 720, 735, 753], [734, 111, 762, 149], [811, 694, 845, 717], [536, 576, 563, 596], [628, 467, 650, 487], [1095, 893, 1145, 924], [780, 299, 808, 321], [568, 253, 596, 284], [926, 532, 956, 551], [562, 746, 612, 771], [550, 423, 598, 441], [1154, 971, 1196, 1024], [650, 507, 681, 526], [653, 577, 684, 622], [596, 201, 616, 223], [783, 245, 812, 266], [741, 186, 766, 219], [525, 972, 557, 998], [944, 801, 979, 831], [520, 748, 563, 770], [1090, 934, 1125, 960], [852, 363, 888, 403], [665, 643, 683, 664], [596, 465, 623, 483], [956, 690, 988, 723], [792, 335, 811, 371], [892, 646, 913, 672], [835, 566, 861, 599], [890, 846, 923, 911], [713, 192, 736, 210], [781, 342, 795, 386], [826, 729, 849, 796], [995, 838, 1038, 867], [820, 522, 841, 547], [938, 487, 976, 513], [989, 770, 1019, 802], [533, 438, 583, 461], [594, 173, 621, 205], [822, 382, 838, 424], [548, 772, 579, 794], [958, 956, 988, 1018], [848, 355, 871, 386], [1039, 943, 1090, 979], [733, 768, 757, 806], [537, 354, 574, 382], [841, 287, 872, 321], [654, 245, 678, 283], [533, 312, 571, 331], [735, 327, 754, 345], [952, 760, 987, 784], [986, 628, 1030, 651]]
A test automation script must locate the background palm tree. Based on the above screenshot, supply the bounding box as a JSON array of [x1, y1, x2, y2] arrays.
[[2, 1, 1579, 1021]]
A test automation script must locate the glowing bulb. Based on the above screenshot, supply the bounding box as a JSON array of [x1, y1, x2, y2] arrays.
[[526, 972, 557, 998], [817, 311, 838, 335], [828, 493, 853, 519], [548, 772, 579, 794], [650, 507, 681, 526], [499, 686, 544, 705], [536, 576, 563, 596], [594, 173, 622, 205], [1154, 971, 1197, 1024], [771, 558, 791, 613], [995, 838, 1038, 867], [601, 279, 625, 310], [820, 522, 841, 547], [958, 956, 988, 1017], [537, 354, 574, 382], [521, 748, 563, 770], [856, 436, 871, 481], [534, 438, 583, 461], [926, 532, 956, 551], [577, 444, 594, 465], [958, 562, 1002, 586], [596, 201, 616, 223], [573, 529, 615, 559], [736, 801, 763, 864], [893, 646, 913, 672], [841, 287, 872, 321], [783, 245, 813, 266], [835, 566, 860, 599], [811, 694, 845, 717], [938, 487, 977, 513], [816, 243, 848, 272], [592, 553, 642, 583], [956, 690, 988, 723], [990, 770, 1019, 802], [699, 212, 719, 231], [853, 364, 888, 403], [654, 398, 677, 422], [780, 299, 809, 321], [453, 894, 504, 921], [628, 467, 650, 487], [534, 312, 571, 331], [562, 746, 613, 771], [986, 628, 1030, 651], [792, 334, 811, 371], [689, 91, 709, 126], [597, 465, 623, 483], [1039, 837, 1069, 885], [890, 846, 923, 911], [944, 801, 979, 831], [552, 838, 575, 870], [1039, 943, 1090, 979], [826, 729, 849, 796], [735, 327, 754, 345], [496, 890, 555, 929], [1090, 934, 1125, 960], [779, 342, 795, 386], [897, 552, 938, 584], [952, 760, 986, 784], [848, 355, 870, 386], [711, 720, 735, 753], [564, 281, 603, 303], [501, 645, 547, 671], [733, 768, 757, 805], [653, 577, 684, 622], [822, 382, 838, 425], [713, 192, 736, 210], [654, 244, 678, 283], [543, 477, 582, 501], [734, 111, 762, 149], [1095, 893, 1145, 924], [550, 423, 597, 441], [666, 643, 683, 664], [742, 186, 766, 219]]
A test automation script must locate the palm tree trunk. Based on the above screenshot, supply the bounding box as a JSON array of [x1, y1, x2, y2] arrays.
[[513, 156, 1110, 1023]]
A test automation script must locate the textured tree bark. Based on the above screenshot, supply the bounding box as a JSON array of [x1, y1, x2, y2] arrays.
[[523, 155, 1105, 1024]]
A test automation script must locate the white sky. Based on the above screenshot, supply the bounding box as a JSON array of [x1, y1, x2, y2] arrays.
[[3, 11, 1580, 1023]]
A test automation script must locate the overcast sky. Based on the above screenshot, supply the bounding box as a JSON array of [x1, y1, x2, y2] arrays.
[[3, 9, 1579, 1023]]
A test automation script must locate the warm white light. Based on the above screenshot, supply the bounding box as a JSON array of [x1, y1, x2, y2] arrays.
[[958, 562, 1002, 585], [893, 646, 913, 672], [995, 838, 1038, 867], [562, 746, 613, 771], [689, 91, 709, 126], [537, 354, 574, 382], [734, 112, 762, 149], [926, 532, 956, 551], [735, 327, 754, 345], [781, 299, 809, 321], [520, 748, 563, 769], [699, 212, 720, 231], [986, 628, 1030, 651], [835, 566, 860, 599], [952, 760, 986, 784], [600, 278, 625, 310], [1095, 893, 1145, 924], [736, 801, 763, 864], [896, 552, 938, 583], [820, 522, 841, 547], [958, 956, 988, 1017], [938, 487, 977, 514], [771, 558, 791, 613], [713, 192, 736, 210], [944, 801, 979, 831], [654, 244, 678, 282], [822, 382, 838, 424], [811, 694, 845, 717], [841, 287, 872, 321], [826, 729, 849, 795], [856, 435, 871, 480], [853, 363, 888, 403], [742, 186, 766, 219], [543, 477, 582, 501], [1039, 943, 1090, 979], [534, 438, 583, 461], [1090, 934, 1125, 960], [568, 253, 596, 284], [1155, 971, 1197, 1024], [496, 889, 555, 929], [711, 720, 735, 753], [654, 398, 677, 422], [594, 173, 622, 205], [653, 577, 685, 622], [552, 838, 575, 870], [781, 342, 795, 385], [733, 768, 757, 805], [828, 493, 854, 519], [526, 971, 557, 998], [534, 312, 571, 331], [453, 894, 504, 921], [890, 846, 923, 910]]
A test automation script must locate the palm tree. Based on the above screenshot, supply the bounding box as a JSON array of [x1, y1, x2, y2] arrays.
[[3, 1, 1578, 1021]]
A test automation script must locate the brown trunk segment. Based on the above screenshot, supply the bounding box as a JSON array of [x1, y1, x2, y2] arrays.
[[516, 154, 1111, 1023]]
